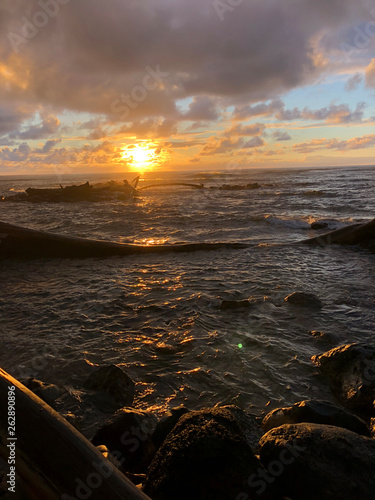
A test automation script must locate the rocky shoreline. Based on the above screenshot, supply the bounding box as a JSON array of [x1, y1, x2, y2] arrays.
[[1, 338, 374, 500]]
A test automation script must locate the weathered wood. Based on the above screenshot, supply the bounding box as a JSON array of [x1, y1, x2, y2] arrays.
[[0, 368, 151, 500], [0, 221, 247, 259], [303, 218, 375, 252]]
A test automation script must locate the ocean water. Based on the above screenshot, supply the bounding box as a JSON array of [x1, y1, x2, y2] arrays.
[[0, 166, 374, 431]]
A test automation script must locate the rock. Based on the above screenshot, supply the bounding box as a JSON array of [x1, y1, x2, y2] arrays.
[[259, 423, 375, 500], [262, 400, 370, 436], [311, 343, 375, 415], [284, 292, 322, 309], [308, 330, 337, 345], [151, 406, 190, 449], [143, 406, 273, 500], [220, 299, 251, 310], [371, 418, 375, 437], [84, 365, 135, 406], [311, 222, 328, 230], [22, 378, 61, 407], [91, 408, 157, 473]]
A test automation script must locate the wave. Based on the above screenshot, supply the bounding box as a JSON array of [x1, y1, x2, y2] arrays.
[[263, 215, 351, 231]]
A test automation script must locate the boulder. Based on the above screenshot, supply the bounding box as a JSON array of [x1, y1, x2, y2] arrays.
[[143, 406, 274, 500], [311, 343, 375, 415], [259, 423, 375, 500], [220, 299, 251, 310], [91, 408, 158, 473], [284, 292, 322, 309], [84, 364, 135, 407], [262, 400, 370, 436], [151, 406, 189, 449], [22, 378, 61, 407]]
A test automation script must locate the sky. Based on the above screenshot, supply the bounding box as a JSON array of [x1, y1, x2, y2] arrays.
[[0, 0, 375, 174]]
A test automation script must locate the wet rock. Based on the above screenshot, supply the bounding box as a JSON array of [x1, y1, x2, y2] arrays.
[[143, 406, 273, 500], [22, 378, 61, 407], [311, 221, 328, 230], [311, 343, 375, 415], [220, 299, 251, 310], [308, 330, 338, 345], [151, 406, 190, 449], [371, 418, 375, 437], [91, 408, 157, 473], [262, 400, 370, 436], [284, 292, 322, 309], [259, 423, 375, 500], [83, 364, 135, 406]]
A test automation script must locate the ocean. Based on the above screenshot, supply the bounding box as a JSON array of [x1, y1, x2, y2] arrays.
[[0, 166, 374, 434]]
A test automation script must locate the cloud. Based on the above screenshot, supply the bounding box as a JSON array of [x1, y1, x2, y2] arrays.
[[201, 135, 265, 155], [11, 113, 60, 140], [233, 99, 284, 120], [272, 130, 292, 141], [276, 102, 366, 123], [224, 123, 266, 136], [345, 73, 363, 91], [365, 58, 375, 88], [181, 96, 220, 121], [0, 0, 368, 123], [293, 134, 375, 153]]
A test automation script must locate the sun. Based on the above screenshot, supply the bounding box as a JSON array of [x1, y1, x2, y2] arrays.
[[122, 144, 156, 171]]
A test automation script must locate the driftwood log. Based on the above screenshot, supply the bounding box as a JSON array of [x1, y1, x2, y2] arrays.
[[0, 221, 246, 259], [303, 218, 375, 252], [0, 368, 151, 500]]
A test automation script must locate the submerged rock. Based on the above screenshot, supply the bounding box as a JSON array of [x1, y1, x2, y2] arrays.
[[284, 292, 322, 309], [84, 364, 135, 407], [259, 423, 375, 500], [91, 408, 158, 473], [220, 299, 251, 310], [262, 400, 370, 436], [312, 343, 375, 415], [21, 378, 61, 407], [143, 406, 272, 500]]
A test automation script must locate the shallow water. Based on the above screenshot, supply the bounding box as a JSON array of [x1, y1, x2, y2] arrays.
[[0, 166, 374, 420]]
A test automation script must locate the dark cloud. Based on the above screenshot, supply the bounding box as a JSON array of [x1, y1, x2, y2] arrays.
[[0, 0, 368, 121], [345, 73, 363, 91], [293, 134, 375, 153], [272, 130, 292, 141], [276, 102, 366, 123]]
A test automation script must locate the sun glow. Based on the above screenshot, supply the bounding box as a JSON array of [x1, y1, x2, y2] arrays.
[[122, 144, 156, 171]]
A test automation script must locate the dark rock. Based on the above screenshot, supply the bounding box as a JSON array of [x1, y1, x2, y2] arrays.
[[22, 378, 61, 407], [259, 423, 375, 500], [84, 365, 135, 406], [151, 406, 190, 449], [143, 406, 274, 500], [311, 343, 375, 415], [311, 222, 328, 230], [220, 299, 251, 310], [262, 400, 370, 436], [308, 330, 337, 345], [284, 292, 322, 309], [91, 408, 157, 473]]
